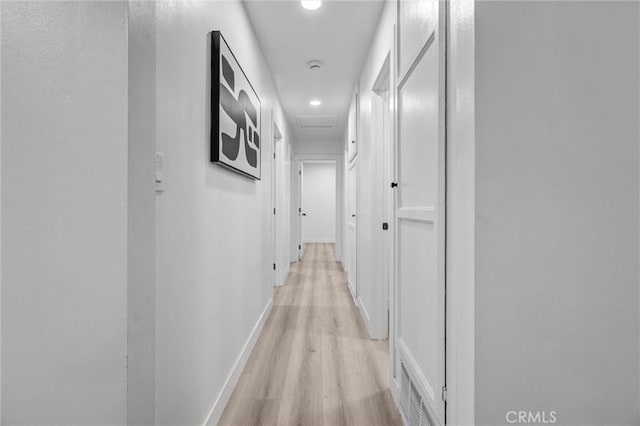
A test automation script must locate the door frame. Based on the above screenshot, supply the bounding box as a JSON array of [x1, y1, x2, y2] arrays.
[[387, 22, 400, 406], [298, 161, 304, 261], [299, 160, 338, 246], [381, 3, 475, 425], [292, 154, 343, 263], [445, 0, 476, 423], [371, 53, 392, 341], [271, 117, 283, 286]]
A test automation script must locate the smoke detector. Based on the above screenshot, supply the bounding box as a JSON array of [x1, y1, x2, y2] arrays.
[[308, 60, 322, 72]]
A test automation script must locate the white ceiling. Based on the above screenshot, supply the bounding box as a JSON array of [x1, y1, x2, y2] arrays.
[[243, 0, 385, 142]]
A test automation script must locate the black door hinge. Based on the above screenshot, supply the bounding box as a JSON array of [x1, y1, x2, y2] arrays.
[[273, 263, 276, 270], [273, 208, 276, 215], [298, 245, 301, 250], [391, 182, 398, 188], [298, 207, 301, 213], [382, 222, 389, 230]]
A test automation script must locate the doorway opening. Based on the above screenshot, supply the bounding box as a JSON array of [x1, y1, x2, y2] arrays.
[[299, 160, 337, 260]]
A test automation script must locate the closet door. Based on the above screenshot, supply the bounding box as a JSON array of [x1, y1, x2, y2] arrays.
[[346, 93, 358, 298], [395, 0, 446, 423]]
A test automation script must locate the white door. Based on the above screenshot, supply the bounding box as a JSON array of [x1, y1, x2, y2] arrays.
[[272, 134, 278, 285], [298, 162, 304, 260], [301, 161, 336, 244], [381, 89, 391, 337], [346, 93, 358, 300], [395, 0, 446, 423], [347, 159, 358, 300], [272, 122, 284, 285]]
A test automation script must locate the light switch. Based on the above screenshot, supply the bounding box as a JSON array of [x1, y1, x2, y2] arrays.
[[155, 152, 165, 193]]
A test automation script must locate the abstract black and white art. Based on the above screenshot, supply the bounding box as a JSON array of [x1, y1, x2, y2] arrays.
[[211, 31, 261, 179]]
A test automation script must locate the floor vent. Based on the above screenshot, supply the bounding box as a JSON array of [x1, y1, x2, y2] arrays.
[[400, 361, 432, 426]]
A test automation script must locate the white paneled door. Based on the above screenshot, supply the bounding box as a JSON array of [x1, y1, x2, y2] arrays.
[[346, 92, 358, 301], [301, 161, 337, 244], [395, 0, 446, 424], [298, 162, 304, 260], [347, 159, 358, 300]]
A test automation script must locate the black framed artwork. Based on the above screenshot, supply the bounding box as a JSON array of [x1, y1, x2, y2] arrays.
[[211, 31, 262, 180]]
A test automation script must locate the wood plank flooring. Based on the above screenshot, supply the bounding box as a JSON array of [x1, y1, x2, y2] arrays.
[[219, 243, 402, 426]]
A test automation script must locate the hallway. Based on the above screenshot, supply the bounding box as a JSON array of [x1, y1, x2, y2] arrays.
[[2, 0, 640, 424], [219, 243, 401, 426]]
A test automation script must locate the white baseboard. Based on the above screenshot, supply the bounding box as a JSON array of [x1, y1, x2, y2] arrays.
[[278, 265, 290, 287], [203, 298, 273, 426], [358, 297, 372, 335], [357, 297, 387, 340], [347, 280, 358, 306], [359, 297, 370, 323]]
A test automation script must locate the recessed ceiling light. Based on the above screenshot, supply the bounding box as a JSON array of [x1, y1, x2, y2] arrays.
[[301, 0, 322, 10], [310, 99, 322, 106]]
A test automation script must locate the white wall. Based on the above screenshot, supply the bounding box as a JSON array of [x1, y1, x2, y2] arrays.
[[293, 138, 342, 156], [154, 1, 291, 424], [1, 2, 128, 424], [128, 2, 157, 424], [302, 162, 336, 243], [474, 2, 639, 424], [352, 0, 395, 340]]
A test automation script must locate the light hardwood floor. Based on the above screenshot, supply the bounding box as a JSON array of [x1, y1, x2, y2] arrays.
[[219, 243, 402, 426]]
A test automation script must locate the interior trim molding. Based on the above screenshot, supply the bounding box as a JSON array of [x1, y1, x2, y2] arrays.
[[358, 297, 374, 338], [203, 298, 273, 426], [347, 280, 358, 306], [278, 265, 290, 287]]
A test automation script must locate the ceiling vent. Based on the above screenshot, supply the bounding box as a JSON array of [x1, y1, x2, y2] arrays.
[[297, 116, 336, 128]]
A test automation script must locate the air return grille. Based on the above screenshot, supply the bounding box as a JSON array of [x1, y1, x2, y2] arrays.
[[296, 116, 337, 128], [400, 361, 432, 426]]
